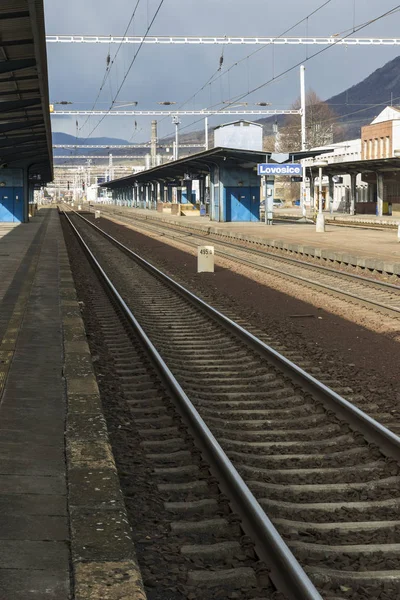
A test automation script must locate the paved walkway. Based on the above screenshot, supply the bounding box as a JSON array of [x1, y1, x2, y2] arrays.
[[0, 210, 70, 598], [0, 208, 146, 599], [95, 205, 400, 275]]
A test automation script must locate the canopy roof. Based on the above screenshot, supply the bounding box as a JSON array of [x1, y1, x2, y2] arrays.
[[307, 157, 400, 175], [102, 146, 331, 188], [0, 0, 53, 182]]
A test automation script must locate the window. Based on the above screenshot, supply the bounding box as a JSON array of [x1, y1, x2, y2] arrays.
[[374, 138, 379, 159], [386, 136, 390, 157]]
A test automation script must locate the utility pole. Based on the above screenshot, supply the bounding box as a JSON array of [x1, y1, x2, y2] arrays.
[[151, 120, 158, 167], [205, 117, 209, 150], [300, 65, 307, 218], [108, 153, 114, 181], [172, 115, 180, 160]]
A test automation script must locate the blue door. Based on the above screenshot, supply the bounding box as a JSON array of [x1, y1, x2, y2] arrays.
[[0, 188, 14, 222], [226, 187, 260, 222], [250, 186, 260, 221], [0, 188, 23, 222], [13, 189, 23, 222]]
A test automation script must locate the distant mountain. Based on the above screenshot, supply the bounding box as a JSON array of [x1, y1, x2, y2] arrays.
[[176, 55, 400, 145], [325, 55, 400, 139], [52, 132, 132, 146]]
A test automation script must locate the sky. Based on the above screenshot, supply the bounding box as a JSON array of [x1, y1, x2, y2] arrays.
[[44, 0, 400, 144]]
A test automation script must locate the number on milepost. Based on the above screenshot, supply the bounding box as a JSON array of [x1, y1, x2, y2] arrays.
[[198, 246, 214, 272]]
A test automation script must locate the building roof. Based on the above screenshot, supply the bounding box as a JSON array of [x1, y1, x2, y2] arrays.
[[214, 120, 263, 130], [370, 106, 400, 125], [102, 146, 332, 189], [0, 0, 53, 183], [307, 156, 400, 175]]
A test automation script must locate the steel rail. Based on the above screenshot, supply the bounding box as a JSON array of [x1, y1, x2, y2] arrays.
[[47, 35, 400, 46], [62, 209, 323, 600], [96, 212, 400, 316], [69, 209, 400, 462], [123, 212, 400, 291]]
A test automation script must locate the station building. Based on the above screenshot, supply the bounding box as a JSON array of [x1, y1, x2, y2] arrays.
[[303, 107, 400, 216]]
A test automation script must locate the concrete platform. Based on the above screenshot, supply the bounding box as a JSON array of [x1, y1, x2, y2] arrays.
[[271, 207, 400, 228], [95, 205, 400, 275], [0, 209, 146, 599]]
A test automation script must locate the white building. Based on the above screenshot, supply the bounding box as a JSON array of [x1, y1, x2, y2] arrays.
[[214, 120, 263, 151], [302, 139, 368, 211]]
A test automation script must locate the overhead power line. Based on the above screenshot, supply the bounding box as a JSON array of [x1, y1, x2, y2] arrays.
[[78, 0, 142, 132], [156, 0, 335, 144], [155, 3, 400, 147], [82, 0, 166, 142], [222, 4, 400, 111]]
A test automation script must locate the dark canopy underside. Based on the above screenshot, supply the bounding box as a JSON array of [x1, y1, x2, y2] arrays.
[[0, 0, 52, 183]]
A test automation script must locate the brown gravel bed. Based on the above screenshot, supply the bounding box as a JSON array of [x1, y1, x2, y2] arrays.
[[88, 214, 400, 422], [109, 210, 400, 285], [66, 214, 400, 598], [61, 215, 285, 600]]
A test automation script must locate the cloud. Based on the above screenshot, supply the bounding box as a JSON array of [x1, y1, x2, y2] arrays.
[[45, 0, 400, 142]]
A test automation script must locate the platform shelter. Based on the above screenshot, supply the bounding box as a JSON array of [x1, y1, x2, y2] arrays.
[[0, 3, 53, 222], [102, 147, 325, 223]]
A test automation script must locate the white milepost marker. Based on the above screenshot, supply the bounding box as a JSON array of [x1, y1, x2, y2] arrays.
[[198, 246, 214, 273], [78, 204, 82, 211], [95, 210, 101, 219]]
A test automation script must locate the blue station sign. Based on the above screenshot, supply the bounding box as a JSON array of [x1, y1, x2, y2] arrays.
[[258, 163, 302, 176]]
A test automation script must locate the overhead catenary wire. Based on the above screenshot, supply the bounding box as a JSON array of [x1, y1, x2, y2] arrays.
[[157, 3, 400, 144], [221, 4, 400, 112], [82, 0, 166, 143], [155, 0, 335, 144], [125, 0, 336, 149], [78, 0, 142, 133]]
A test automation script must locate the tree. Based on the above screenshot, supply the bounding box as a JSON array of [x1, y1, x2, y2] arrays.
[[278, 90, 338, 152]]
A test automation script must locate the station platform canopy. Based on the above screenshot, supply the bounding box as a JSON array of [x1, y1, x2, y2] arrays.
[[307, 157, 400, 175], [0, 0, 53, 183], [101, 146, 332, 189]]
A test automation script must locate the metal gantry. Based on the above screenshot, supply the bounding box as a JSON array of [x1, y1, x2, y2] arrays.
[[54, 155, 150, 159], [51, 109, 301, 116], [52, 144, 205, 148], [46, 35, 400, 46]]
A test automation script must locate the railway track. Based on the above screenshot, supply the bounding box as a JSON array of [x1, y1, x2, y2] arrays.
[[63, 209, 400, 600], [97, 209, 400, 318]]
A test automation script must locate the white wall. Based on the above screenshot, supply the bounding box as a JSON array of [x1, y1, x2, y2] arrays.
[[371, 107, 400, 124], [214, 122, 263, 151], [392, 120, 400, 154]]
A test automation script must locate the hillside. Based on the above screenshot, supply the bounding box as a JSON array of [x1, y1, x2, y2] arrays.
[[53, 132, 132, 146], [180, 54, 400, 145], [325, 55, 400, 139]]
